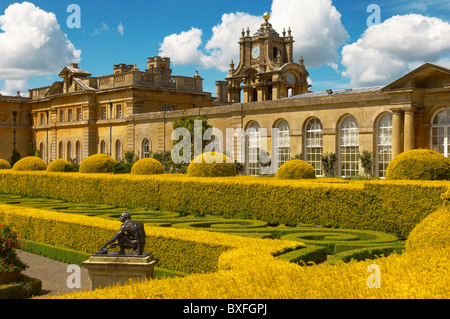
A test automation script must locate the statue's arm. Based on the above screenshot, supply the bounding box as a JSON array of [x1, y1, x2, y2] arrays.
[[101, 228, 125, 248]]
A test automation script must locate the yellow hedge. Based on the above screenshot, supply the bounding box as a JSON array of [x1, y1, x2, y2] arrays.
[[131, 158, 164, 175], [275, 159, 316, 179], [0, 204, 302, 274], [12, 156, 47, 171], [79, 154, 117, 174], [0, 171, 448, 239], [406, 207, 450, 251], [47, 159, 70, 172], [187, 152, 236, 177], [386, 149, 450, 180], [0, 159, 11, 170]]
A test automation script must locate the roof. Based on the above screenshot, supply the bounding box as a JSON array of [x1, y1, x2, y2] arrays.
[[283, 85, 384, 100]]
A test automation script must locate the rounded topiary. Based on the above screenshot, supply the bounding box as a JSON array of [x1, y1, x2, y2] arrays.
[[131, 158, 164, 175], [79, 154, 117, 174], [47, 159, 70, 172], [12, 156, 47, 171], [187, 152, 236, 177], [0, 159, 11, 170], [406, 208, 450, 251], [385, 149, 450, 180], [275, 159, 316, 180]]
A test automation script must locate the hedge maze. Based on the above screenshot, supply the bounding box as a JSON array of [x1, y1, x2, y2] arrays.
[[0, 194, 403, 265]]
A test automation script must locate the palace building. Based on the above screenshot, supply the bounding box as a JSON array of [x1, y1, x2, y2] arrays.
[[1, 14, 450, 177]]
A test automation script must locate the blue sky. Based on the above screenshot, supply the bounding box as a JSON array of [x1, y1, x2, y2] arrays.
[[1, 0, 450, 96]]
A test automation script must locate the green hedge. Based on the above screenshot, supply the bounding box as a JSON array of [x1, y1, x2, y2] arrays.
[[0, 171, 448, 239]]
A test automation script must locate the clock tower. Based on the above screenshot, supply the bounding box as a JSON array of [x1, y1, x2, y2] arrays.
[[221, 13, 310, 103]]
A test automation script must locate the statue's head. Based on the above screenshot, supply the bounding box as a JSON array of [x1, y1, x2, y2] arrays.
[[119, 212, 131, 222]]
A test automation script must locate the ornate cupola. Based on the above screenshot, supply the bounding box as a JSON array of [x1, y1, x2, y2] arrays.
[[221, 12, 310, 104]]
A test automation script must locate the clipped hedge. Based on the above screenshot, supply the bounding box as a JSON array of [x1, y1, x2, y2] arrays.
[[187, 152, 236, 177], [0, 171, 448, 239], [47, 159, 70, 172], [386, 149, 450, 180], [405, 207, 450, 251], [0, 204, 301, 274], [275, 159, 316, 180], [131, 158, 164, 175], [79, 154, 117, 174], [12, 157, 47, 171], [0, 159, 11, 170]]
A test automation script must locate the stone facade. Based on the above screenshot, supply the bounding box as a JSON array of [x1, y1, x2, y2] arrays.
[[1, 15, 450, 178]]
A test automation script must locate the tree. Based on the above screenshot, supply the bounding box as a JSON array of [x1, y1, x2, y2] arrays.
[[359, 150, 373, 177], [321, 152, 337, 177]]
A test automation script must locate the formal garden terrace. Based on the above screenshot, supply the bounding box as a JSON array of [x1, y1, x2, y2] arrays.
[[0, 151, 449, 299]]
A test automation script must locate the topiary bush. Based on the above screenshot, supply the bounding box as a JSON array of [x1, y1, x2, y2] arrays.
[[79, 154, 117, 174], [187, 152, 236, 177], [47, 159, 70, 172], [12, 157, 47, 172], [385, 149, 450, 180], [0, 159, 11, 170], [275, 159, 316, 180], [406, 207, 450, 251], [131, 158, 164, 175]]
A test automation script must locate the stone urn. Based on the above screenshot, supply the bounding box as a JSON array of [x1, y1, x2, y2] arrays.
[[0, 272, 21, 285]]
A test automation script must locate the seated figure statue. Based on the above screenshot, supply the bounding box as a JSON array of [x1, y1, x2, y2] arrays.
[[96, 212, 146, 256]]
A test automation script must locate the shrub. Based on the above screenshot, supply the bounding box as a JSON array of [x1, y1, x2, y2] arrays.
[[406, 207, 450, 251], [0, 224, 28, 273], [113, 162, 133, 174], [64, 164, 79, 172], [385, 149, 450, 180], [321, 153, 337, 177], [12, 157, 47, 171], [47, 159, 70, 172], [79, 154, 117, 174], [131, 158, 164, 175], [0, 159, 11, 170], [187, 152, 236, 177], [275, 159, 316, 180]]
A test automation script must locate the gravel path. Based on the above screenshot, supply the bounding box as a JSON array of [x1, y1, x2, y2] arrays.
[[17, 251, 91, 297]]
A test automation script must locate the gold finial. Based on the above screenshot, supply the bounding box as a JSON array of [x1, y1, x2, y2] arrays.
[[263, 12, 270, 22]]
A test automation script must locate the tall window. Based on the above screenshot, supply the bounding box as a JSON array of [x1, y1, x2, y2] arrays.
[[247, 121, 261, 176], [142, 139, 151, 158], [58, 142, 64, 159], [76, 141, 81, 164], [115, 140, 122, 162], [100, 140, 106, 154], [339, 116, 359, 177], [68, 109, 73, 122], [116, 105, 122, 118], [305, 117, 324, 176], [275, 120, 290, 169], [77, 108, 82, 121], [101, 106, 107, 120], [377, 114, 393, 177], [67, 141, 72, 162], [431, 108, 450, 157], [60, 110, 65, 122]]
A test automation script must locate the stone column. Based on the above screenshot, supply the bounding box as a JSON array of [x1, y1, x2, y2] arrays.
[[403, 107, 415, 152], [391, 109, 403, 158]]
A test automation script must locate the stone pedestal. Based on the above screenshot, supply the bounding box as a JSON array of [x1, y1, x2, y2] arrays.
[[82, 253, 159, 290]]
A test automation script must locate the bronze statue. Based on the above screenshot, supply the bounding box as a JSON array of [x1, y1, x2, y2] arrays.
[[96, 212, 146, 256]]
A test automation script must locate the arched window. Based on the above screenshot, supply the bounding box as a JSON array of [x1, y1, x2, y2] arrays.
[[377, 114, 393, 177], [247, 121, 261, 176], [75, 141, 81, 164], [305, 117, 323, 176], [431, 108, 450, 157], [67, 141, 72, 162], [275, 120, 290, 170], [100, 140, 106, 155], [339, 116, 359, 177], [142, 139, 151, 158], [115, 140, 122, 162], [58, 142, 64, 159]]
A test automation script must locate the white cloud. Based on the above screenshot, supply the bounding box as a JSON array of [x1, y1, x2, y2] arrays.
[[270, 0, 348, 67], [0, 1, 81, 94], [341, 14, 450, 87], [118, 23, 124, 36], [158, 0, 348, 72]]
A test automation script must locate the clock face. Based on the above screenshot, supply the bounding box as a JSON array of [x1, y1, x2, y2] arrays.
[[287, 73, 294, 84], [252, 46, 260, 59]]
